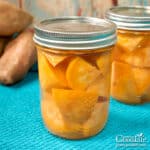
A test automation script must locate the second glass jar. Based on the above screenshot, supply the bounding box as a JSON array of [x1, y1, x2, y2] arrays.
[[106, 6, 150, 104]]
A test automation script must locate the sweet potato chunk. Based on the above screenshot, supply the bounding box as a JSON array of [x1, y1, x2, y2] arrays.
[[66, 57, 100, 90], [0, 1, 33, 36], [0, 30, 36, 85], [38, 51, 61, 90], [114, 34, 150, 68], [111, 61, 140, 104], [44, 53, 68, 67], [117, 34, 144, 53], [38, 51, 68, 91], [83, 101, 109, 137], [96, 51, 111, 75], [86, 52, 111, 97], [52, 88, 98, 124], [132, 67, 150, 95], [42, 96, 65, 133], [112, 45, 128, 62], [42, 93, 85, 139], [87, 74, 110, 98], [125, 38, 150, 67]]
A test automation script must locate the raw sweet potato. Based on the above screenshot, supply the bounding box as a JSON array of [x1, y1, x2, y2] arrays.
[[0, 0, 33, 36], [0, 37, 9, 55], [0, 30, 36, 85]]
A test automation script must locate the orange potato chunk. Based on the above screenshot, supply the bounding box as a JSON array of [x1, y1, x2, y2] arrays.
[[66, 57, 100, 90], [41, 97, 66, 134], [83, 101, 109, 137], [112, 45, 128, 62], [113, 36, 150, 68], [42, 92, 84, 139], [38, 51, 67, 91], [111, 61, 141, 104], [44, 53, 68, 67], [81, 54, 98, 66], [96, 52, 111, 75], [87, 74, 110, 98], [117, 34, 144, 53], [54, 57, 71, 87], [52, 88, 98, 124], [88, 52, 111, 97], [132, 67, 150, 95], [125, 39, 150, 67], [42, 91, 109, 139]]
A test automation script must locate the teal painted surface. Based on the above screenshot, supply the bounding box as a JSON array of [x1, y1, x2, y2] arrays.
[[0, 72, 150, 150]]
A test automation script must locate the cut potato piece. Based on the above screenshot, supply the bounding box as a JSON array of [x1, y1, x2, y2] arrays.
[[52, 88, 98, 124], [42, 92, 84, 139], [96, 52, 111, 75], [125, 41, 150, 67], [117, 34, 144, 53], [44, 53, 68, 67], [113, 36, 150, 68], [83, 101, 109, 137], [132, 67, 150, 95], [112, 46, 128, 62], [111, 61, 140, 104], [66, 57, 100, 90], [54, 57, 71, 87], [81, 54, 99, 66], [38, 51, 67, 91], [87, 74, 110, 98], [38, 51, 60, 90], [42, 101, 83, 139], [42, 98, 65, 133], [42, 91, 108, 139]]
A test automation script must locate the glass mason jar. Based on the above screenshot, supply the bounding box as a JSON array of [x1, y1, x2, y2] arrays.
[[106, 6, 150, 104], [34, 17, 116, 139]]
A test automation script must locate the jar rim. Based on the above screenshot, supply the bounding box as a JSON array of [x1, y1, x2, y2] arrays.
[[34, 16, 116, 50], [106, 6, 150, 31]]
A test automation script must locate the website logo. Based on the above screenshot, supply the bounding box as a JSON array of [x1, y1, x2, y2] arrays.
[[116, 133, 149, 148]]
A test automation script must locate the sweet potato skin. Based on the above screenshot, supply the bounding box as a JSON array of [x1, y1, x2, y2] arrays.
[[0, 30, 36, 85], [0, 37, 9, 56], [0, 0, 33, 36]]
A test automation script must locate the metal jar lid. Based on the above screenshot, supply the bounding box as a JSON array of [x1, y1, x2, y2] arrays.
[[106, 6, 150, 31], [34, 16, 116, 50]]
